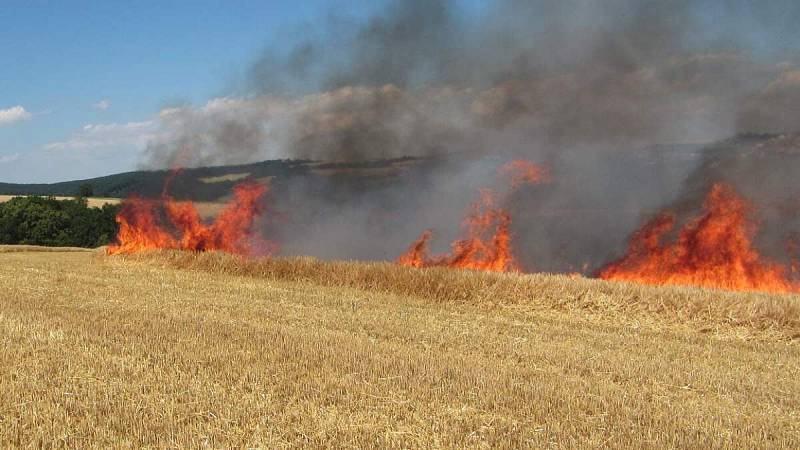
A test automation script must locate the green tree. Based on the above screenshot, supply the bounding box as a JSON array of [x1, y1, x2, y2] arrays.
[[0, 196, 120, 247], [77, 183, 94, 199]]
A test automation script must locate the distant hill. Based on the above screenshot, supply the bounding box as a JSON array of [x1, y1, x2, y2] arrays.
[[0, 157, 423, 202], [5, 134, 799, 210]]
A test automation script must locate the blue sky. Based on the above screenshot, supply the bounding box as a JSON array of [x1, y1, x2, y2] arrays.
[[0, 0, 396, 183]]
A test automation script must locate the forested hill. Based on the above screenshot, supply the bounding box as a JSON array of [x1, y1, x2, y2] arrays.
[[3, 135, 795, 208], [0, 158, 420, 202], [0, 160, 308, 200]]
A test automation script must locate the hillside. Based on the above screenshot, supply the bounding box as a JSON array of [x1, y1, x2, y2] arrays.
[[0, 139, 709, 205], [0, 248, 798, 447], [0, 157, 423, 202]]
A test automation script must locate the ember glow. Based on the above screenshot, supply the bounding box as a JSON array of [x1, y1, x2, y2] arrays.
[[108, 182, 271, 256], [599, 183, 798, 294], [397, 161, 548, 272], [500, 160, 550, 189]]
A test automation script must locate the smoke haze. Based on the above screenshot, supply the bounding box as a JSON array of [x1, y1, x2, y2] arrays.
[[140, 0, 800, 272]]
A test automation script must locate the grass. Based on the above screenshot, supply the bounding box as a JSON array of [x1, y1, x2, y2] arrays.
[[0, 249, 798, 448], [127, 250, 800, 339]]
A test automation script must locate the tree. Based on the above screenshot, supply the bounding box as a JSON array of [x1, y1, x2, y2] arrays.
[[77, 183, 94, 199], [0, 196, 120, 247]]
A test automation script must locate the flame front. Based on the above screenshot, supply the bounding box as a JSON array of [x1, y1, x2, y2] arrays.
[[398, 190, 519, 272], [599, 183, 798, 293], [108, 182, 271, 257], [397, 160, 548, 273], [109, 197, 178, 253]]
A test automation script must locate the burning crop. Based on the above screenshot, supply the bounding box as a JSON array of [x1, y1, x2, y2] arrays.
[[599, 183, 798, 294], [397, 161, 548, 273], [397, 189, 518, 272], [106, 158, 800, 296], [108, 182, 271, 257]]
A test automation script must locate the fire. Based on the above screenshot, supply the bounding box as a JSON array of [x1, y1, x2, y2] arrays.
[[397, 160, 548, 272], [108, 182, 271, 256], [500, 160, 550, 189], [398, 190, 518, 272], [599, 183, 798, 294]]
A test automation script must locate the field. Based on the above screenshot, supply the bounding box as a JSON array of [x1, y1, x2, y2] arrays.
[[0, 195, 120, 209], [1, 248, 799, 448]]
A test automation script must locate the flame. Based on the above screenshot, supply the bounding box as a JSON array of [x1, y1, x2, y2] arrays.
[[398, 190, 519, 272], [398, 160, 548, 272], [108, 182, 272, 256], [500, 160, 550, 189], [108, 197, 177, 252], [599, 183, 798, 294]]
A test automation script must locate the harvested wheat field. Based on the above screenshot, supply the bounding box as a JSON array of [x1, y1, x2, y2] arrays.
[[0, 245, 95, 254], [1, 249, 799, 448]]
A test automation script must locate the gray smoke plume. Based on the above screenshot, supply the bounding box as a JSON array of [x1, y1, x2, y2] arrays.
[[145, 0, 796, 168], [140, 0, 800, 272]]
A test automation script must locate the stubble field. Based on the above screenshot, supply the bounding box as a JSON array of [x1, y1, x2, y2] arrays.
[[0, 247, 798, 448]]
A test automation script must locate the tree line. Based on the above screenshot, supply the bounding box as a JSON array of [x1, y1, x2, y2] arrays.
[[0, 195, 120, 248]]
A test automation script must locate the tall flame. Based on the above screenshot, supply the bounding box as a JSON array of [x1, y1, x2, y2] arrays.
[[397, 160, 548, 272], [108, 182, 272, 257], [599, 183, 798, 293]]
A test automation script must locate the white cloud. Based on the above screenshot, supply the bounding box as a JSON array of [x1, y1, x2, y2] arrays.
[[44, 120, 156, 153], [92, 99, 111, 111], [0, 106, 32, 126], [0, 153, 20, 164]]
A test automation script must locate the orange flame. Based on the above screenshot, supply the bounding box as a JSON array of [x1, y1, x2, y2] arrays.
[[398, 160, 548, 272], [398, 190, 519, 272], [500, 160, 550, 189], [108, 182, 272, 257], [599, 183, 798, 294]]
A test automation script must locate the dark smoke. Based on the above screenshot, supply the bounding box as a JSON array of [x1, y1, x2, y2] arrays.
[[664, 134, 800, 266], [145, 0, 794, 168], [140, 0, 800, 272]]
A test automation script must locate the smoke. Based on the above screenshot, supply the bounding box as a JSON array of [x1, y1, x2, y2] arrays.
[[665, 134, 800, 268], [144, 0, 797, 168], [738, 67, 800, 133], [139, 0, 800, 272]]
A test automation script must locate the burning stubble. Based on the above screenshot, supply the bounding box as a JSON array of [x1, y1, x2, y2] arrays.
[[397, 161, 549, 272], [121, 0, 800, 294], [599, 183, 799, 294], [109, 181, 273, 257]]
